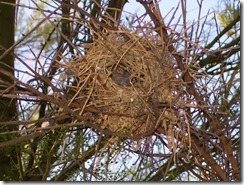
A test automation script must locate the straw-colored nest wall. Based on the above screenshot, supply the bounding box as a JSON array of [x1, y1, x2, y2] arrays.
[[65, 31, 182, 139]]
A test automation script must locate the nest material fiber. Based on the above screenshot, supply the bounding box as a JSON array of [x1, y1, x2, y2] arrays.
[[66, 30, 181, 139]]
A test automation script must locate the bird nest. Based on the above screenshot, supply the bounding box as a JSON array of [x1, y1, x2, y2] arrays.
[[64, 30, 182, 139]]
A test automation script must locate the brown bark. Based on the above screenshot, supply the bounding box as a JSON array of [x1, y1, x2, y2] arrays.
[[0, 0, 19, 181]]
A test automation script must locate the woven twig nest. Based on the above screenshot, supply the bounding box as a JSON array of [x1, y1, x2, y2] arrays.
[[65, 30, 182, 139]]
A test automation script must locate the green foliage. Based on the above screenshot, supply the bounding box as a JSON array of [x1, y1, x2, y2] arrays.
[[217, 0, 240, 36]]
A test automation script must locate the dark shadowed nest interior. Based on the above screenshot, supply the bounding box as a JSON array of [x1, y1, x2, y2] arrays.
[[63, 29, 185, 140]]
